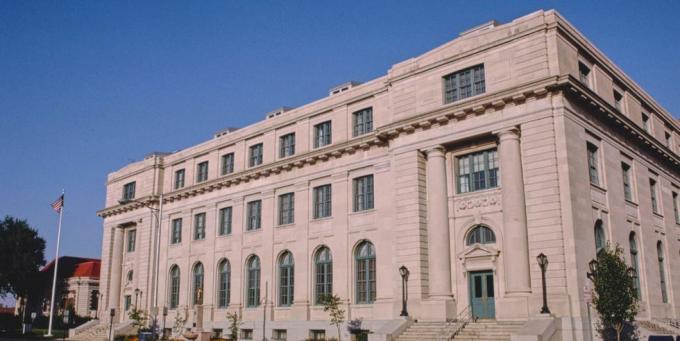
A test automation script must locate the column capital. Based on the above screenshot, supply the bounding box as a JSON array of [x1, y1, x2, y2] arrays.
[[423, 145, 447, 158], [494, 127, 521, 141]]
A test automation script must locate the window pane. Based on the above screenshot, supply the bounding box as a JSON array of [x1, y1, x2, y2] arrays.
[[444, 65, 485, 104]]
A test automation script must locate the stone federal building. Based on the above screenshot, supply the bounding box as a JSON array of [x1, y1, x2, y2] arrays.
[[90, 9, 680, 341]]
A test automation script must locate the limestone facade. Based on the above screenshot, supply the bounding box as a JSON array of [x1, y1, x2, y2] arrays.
[[96, 10, 680, 341]]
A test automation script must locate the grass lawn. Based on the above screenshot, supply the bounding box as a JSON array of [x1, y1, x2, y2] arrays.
[[0, 328, 66, 340]]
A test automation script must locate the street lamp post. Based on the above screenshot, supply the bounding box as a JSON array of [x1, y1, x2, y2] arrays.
[[108, 308, 115, 341], [119, 194, 163, 340], [399, 266, 410, 317], [536, 253, 550, 314], [134, 288, 140, 309]]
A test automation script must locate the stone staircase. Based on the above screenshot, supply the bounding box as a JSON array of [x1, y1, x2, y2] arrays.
[[395, 320, 525, 341], [453, 320, 524, 341], [68, 319, 110, 341]]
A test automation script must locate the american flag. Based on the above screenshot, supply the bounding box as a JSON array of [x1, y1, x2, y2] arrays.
[[51, 195, 64, 213]]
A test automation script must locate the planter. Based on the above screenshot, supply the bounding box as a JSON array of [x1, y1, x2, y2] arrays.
[[182, 331, 199, 340]]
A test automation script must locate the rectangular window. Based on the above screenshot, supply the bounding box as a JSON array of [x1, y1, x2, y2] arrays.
[[314, 121, 332, 148], [126, 229, 136, 252], [171, 218, 182, 244], [665, 131, 672, 148], [124, 295, 132, 311], [622, 163, 633, 201], [241, 329, 253, 340], [587, 143, 600, 186], [673, 191, 680, 225], [443, 64, 485, 103], [194, 213, 206, 240], [279, 133, 296, 158], [247, 200, 262, 230], [219, 207, 232, 235], [196, 161, 209, 183], [278, 193, 295, 225], [313, 184, 332, 219], [273, 329, 287, 341], [249, 143, 263, 167], [642, 113, 650, 132], [122, 182, 136, 201], [174, 169, 185, 189], [353, 175, 374, 212], [579, 61, 591, 87], [613, 90, 623, 112], [352, 108, 373, 137], [221, 153, 234, 175], [310, 330, 326, 341], [650, 178, 659, 214], [457, 149, 499, 193]]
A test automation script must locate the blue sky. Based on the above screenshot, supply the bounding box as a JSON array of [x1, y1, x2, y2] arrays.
[[0, 1, 678, 283]]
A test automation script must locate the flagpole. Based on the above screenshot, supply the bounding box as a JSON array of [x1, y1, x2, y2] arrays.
[[46, 192, 64, 337]]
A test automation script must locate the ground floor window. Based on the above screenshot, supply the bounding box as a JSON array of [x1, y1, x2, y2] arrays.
[[310, 330, 326, 340]]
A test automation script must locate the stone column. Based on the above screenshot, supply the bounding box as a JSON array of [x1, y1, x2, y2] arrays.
[[496, 128, 531, 293], [425, 146, 453, 298], [108, 226, 125, 320]]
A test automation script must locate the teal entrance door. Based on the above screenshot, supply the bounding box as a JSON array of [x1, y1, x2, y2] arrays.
[[469, 271, 495, 319]]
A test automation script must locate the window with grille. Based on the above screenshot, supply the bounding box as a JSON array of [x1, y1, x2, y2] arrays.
[[127, 229, 136, 252], [587, 143, 600, 185], [280, 133, 296, 158], [594, 219, 606, 254], [174, 169, 185, 189], [313, 184, 332, 219], [650, 178, 659, 214], [194, 213, 206, 240], [457, 149, 499, 193], [466, 226, 496, 245], [355, 241, 376, 304], [169, 265, 180, 309], [196, 161, 209, 183], [622, 163, 633, 201], [353, 175, 374, 212], [219, 207, 232, 235], [579, 62, 591, 87], [629, 233, 641, 299], [657, 242, 668, 303], [249, 143, 263, 167], [217, 259, 231, 308], [314, 121, 332, 148], [614, 90, 624, 112], [247, 200, 261, 230], [352, 108, 373, 137], [443, 64, 485, 103], [246, 256, 260, 307], [278, 251, 294, 306], [673, 192, 680, 225], [278, 193, 295, 225], [221, 153, 234, 175], [122, 182, 136, 200], [642, 113, 650, 132], [171, 218, 182, 244], [314, 247, 332, 304]]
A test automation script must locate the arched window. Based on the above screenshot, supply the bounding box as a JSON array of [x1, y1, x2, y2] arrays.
[[169, 265, 180, 309], [628, 233, 642, 299], [217, 259, 231, 308], [466, 225, 496, 245], [355, 241, 376, 304], [314, 247, 333, 304], [594, 219, 606, 253], [657, 242, 668, 303], [193, 262, 204, 305], [278, 251, 294, 306], [246, 255, 261, 307], [127, 270, 134, 282]]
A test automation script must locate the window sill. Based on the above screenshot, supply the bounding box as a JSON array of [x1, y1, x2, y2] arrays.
[[625, 199, 638, 207], [590, 183, 607, 193], [277, 223, 295, 229], [652, 212, 664, 219], [245, 228, 262, 234], [217, 233, 232, 238], [443, 92, 486, 107], [311, 216, 333, 222], [169, 242, 181, 247], [349, 208, 375, 216]]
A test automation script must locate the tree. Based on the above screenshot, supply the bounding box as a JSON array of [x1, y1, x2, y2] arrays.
[[226, 311, 242, 341], [320, 294, 345, 341], [590, 244, 638, 341], [0, 216, 46, 326]]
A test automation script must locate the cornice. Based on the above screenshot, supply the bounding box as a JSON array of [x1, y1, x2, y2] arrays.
[[98, 75, 678, 219], [97, 195, 159, 218]]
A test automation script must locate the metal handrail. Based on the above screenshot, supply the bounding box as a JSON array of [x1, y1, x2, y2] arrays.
[[436, 305, 477, 341]]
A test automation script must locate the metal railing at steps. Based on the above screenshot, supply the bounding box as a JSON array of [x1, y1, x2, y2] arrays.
[[436, 305, 477, 341]]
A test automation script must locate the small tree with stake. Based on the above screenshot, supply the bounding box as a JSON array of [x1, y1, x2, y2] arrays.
[[588, 244, 638, 341], [320, 294, 345, 341]]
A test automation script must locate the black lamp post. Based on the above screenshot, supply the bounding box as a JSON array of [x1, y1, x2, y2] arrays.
[[108, 308, 115, 341], [399, 265, 410, 317], [587, 259, 599, 282], [536, 253, 550, 314]]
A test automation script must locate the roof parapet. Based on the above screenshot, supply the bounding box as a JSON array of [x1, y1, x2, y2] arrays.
[[214, 127, 240, 139], [329, 81, 362, 96], [265, 107, 294, 120], [459, 20, 499, 37]]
